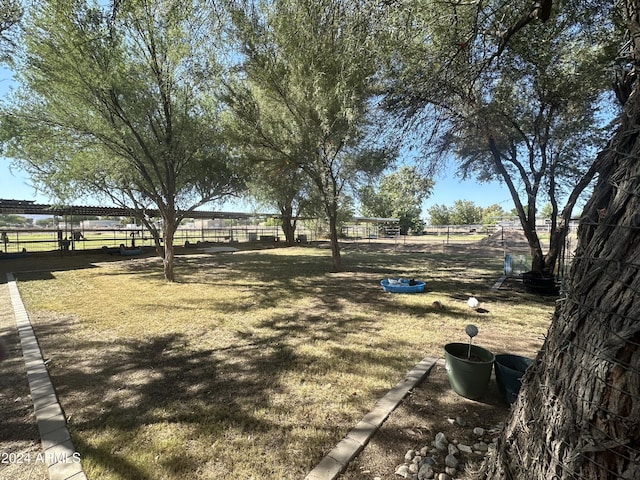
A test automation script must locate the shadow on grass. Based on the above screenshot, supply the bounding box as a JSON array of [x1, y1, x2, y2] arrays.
[[0, 249, 162, 281], [34, 326, 285, 476], [30, 308, 403, 478], [13, 245, 554, 479], [25, 246, 551, 339]]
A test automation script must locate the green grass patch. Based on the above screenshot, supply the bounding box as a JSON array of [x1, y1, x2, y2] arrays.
[[16, 245, 554, 479]]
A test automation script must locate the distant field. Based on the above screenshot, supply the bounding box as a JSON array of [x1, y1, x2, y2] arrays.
[[0, 227, 284, 253], [0, 226, 563, 256]]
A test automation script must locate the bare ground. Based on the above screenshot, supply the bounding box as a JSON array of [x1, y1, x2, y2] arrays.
[[0, 281, 48, 480], [341, 363, 511, 480]]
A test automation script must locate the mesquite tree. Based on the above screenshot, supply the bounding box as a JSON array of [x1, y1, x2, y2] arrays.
[[0, 0, 21, 62], [1, 0, 241, 281], [227, 0, 394, 271], [358, 166, 434, 234], [382, 0, 616, 274], [472, 1, 640, 479]]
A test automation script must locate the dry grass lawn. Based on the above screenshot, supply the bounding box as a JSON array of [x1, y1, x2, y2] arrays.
[[4, 240, 556, 479]]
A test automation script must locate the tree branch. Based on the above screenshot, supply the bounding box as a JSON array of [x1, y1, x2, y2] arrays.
[[495, 0, 553, 57]]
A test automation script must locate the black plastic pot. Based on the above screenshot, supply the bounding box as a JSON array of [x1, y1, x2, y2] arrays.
[[494, 354, 533, 404], [522, 271, 559, 295], [444, 343, 495, 400]]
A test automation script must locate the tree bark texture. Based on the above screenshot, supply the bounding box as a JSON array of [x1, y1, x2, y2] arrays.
[[161, 209, 177, 283], [163, 228, 175, 283], [281, 218, 296, 245], [280, 204, 297, 245], [328, 211, 342, 272], [478, 23, 640, 479]]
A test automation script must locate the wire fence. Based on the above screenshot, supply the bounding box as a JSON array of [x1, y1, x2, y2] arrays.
[[0, 223, 564, 255], [0, 225, 317, 254]]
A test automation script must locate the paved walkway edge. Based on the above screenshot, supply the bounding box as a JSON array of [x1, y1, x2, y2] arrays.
[[491, 275, 507, 290], [6, 272, 87, 480], [304, 356, 439, 480]]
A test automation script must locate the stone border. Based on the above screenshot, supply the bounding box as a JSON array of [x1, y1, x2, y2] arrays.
[[6, 272, 87, 480], [304, 356, 439, 480]]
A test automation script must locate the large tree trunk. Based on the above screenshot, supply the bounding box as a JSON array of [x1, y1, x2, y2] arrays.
[[163, 224, 175, 283], [281, 218, 296, 245], [315, 176, 343, 272], [488, 135, 548, 273], [279, 204, 297, 245], [543, 220, 568, 275], [522, 228, 546, 273], [161, 207, 178, 282], [478, 25, 640, 479], [327, 207, 342, 272]]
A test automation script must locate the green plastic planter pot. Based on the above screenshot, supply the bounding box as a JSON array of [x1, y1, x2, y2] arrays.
[[444, 342, 495, 400], [494, 354, 533, 404]]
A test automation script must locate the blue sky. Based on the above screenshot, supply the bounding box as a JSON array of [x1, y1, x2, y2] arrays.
[[421, 164, 514, 212]]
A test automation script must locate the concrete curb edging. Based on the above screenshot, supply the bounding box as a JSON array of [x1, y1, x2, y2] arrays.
[[7, 272, 87, 480], [491, 275, 507, 290], [304, 356, 439, 480]]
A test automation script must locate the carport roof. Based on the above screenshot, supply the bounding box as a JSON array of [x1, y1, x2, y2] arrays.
[[0, 199, 271, 220], [1, 199, 399, 223]]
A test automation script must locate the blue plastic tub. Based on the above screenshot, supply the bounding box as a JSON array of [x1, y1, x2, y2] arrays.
[[380, 279, 425, 293]]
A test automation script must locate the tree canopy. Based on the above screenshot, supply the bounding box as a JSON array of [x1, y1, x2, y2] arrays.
[[1, 0, 242, 280], [427, 200, 485, 226], [381, 0, 620, 273], [0, 0, 21, 62], [0, 213, 31, 227], [226, 0, 395, 270], [358, 166, 433, 234]]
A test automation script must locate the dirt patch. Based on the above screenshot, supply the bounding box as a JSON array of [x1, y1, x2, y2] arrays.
[[341, 363, 511, 480], [0, 282, 48, 480]]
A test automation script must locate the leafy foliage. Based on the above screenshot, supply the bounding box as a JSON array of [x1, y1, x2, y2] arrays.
[[426, 204, 451, 226], [380, 0, 619, 272], [427, 200, 483, 226], [226, 0, 395, 269], [481, 203, 508, 225], [359, 166, 433, 234], [0, 0, 21, 63], [1, 0, 242, 280], [0, 213, 30, 226]]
